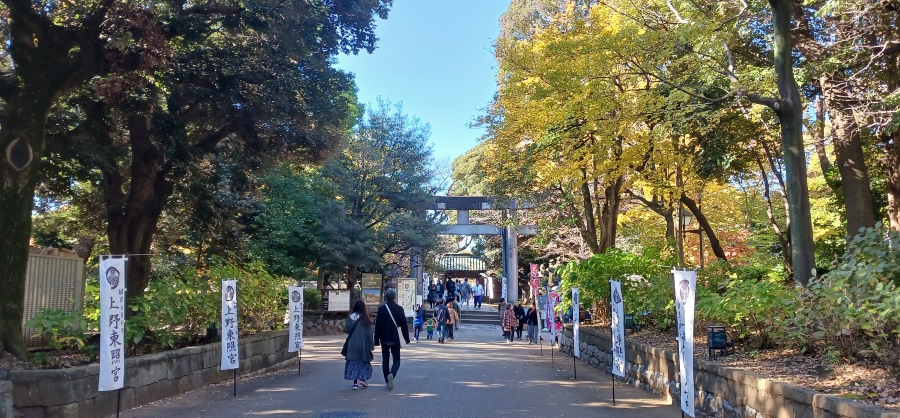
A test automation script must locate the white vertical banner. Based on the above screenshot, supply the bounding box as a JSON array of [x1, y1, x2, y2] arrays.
[[572, 287, 580, 358], [288, 286, 304, 353], [99, 256, 126, 391], [221, 279, 239, 370], [609, 280, 626, 377], [673, 269, 697, 417], [398, 278, 416, 317], [501, 276, 508, 300]]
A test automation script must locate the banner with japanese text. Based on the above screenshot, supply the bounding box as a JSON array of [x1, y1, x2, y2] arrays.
[[221, 279, 239, 370], [673, 269, 697, 417], [398, 278, 416, 317], [546, 290, 559, 339], [288, 286, 304, 353], [99, 256, 126, 391], [529, 264, 539, 299], [572, 287, 580, 357], [610, 280, 626, 377]]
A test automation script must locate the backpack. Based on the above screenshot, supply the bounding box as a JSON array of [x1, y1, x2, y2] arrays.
[[434, 306, 448, 323]]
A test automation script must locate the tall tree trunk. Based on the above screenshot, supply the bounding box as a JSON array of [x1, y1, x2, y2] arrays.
[[811, 96, 838, 190], [792, 9, 876, 240], [769, 0, 816, 285], [103, 114, 174, 307], [599, 177, 623, 252], [0, 91, 55, 358], [578, 176, 601, 254], [756, 158, 793, 274], [680, 194, 727, 261], [820, 74, 876, 238]]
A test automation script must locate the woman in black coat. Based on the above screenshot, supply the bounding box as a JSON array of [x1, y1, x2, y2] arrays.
[[373, 288, 410, 390], [525, 302, 540, 344]]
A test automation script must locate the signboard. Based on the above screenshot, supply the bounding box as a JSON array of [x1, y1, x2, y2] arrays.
[[361, 273, 383, 306], [397, 278, 417, 317], [610, 280, 626, 377], [221, 279, 239, 371], [288, 286, 304, 352], [501, 276, 508, 300], [673, 269, 697, 417], [529, 264, 539, 298], [323, 290, 351, 312], [572, 287, 580, 358], [99, 256, 126, 391]]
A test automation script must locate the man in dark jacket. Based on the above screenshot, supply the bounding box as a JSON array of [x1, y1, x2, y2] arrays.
[[432, 298, 449, 343], [513, 300, 526, 340], [445, 278, 456, 300], [374, 288, 410, 390]]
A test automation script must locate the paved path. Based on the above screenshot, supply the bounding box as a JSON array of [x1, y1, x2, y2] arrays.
[[125, 324, 680, 418]]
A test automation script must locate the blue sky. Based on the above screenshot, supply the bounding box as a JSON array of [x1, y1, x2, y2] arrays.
[[336, 1, 510, 165]]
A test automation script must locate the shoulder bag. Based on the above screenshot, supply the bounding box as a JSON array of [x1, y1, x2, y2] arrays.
[[341, 318, 360, 357], [385, 304, 404, 348]]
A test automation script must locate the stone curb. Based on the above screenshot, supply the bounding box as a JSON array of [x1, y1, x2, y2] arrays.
[[559, 326, 900, 418]]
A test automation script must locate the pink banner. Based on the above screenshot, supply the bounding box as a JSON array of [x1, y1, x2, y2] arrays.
[[530, 264, 539, 299]]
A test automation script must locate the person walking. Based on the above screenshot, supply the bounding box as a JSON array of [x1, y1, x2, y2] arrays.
[[513, 300, 526, 340], [425, 316, 435, 340], [445, 278, 456, 301], [343, 300, 374, 390], [461, 279, 472, 306], [412, 304, 425, 343], [446, 301, 459, 340], [502, 304, 516, 344], [427, 283, 437, 309], [525, 302, 539, 344], [373, 288, 410, 390], [432, 298, 449, 343], [450, 297, 461, 331], [472, 280, 484, 308]]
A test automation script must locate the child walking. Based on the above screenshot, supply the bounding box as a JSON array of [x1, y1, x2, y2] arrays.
[[425, 317, 435, 340]]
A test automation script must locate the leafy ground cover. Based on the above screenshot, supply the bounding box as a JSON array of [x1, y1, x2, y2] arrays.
[[584, 324, 900, 410]]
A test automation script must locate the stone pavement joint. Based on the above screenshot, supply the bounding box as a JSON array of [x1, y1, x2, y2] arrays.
[[123, 324, 681, 418]]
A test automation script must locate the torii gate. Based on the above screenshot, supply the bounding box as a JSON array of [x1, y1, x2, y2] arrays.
[[412, 196, 536, 302]]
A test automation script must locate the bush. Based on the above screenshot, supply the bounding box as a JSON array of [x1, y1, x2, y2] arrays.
[[697, 270, 796, 349], [124, 257, 293, 352], [557, 248, 674, 329], [797, 225, 900, 366]]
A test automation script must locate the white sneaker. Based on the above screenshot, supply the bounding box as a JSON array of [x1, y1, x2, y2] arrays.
[[386, 374, 394, 390]]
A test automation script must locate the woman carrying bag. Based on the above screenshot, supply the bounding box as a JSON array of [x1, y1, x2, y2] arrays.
[[343, 299, 375, 390]]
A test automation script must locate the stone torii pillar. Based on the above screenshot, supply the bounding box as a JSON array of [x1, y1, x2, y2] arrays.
[[425, 196, 535, 301]]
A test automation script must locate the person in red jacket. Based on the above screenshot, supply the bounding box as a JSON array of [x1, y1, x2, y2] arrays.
[[373, 288, 410, 390]]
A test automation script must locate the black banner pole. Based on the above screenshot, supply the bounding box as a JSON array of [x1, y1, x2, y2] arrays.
[[298, 349, 302, 375], [233, 369, 237, 396], [612, 374, 616, 406], [573, 353, 577, 379], [116, 388, 121, 418], [539, 336, 543, 356]]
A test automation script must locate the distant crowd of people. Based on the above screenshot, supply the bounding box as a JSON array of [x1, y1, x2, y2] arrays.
[[426, 277, 484, 309]]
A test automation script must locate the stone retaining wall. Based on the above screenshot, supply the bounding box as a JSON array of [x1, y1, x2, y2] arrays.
[[559, 326, 899, 418], [1, 330, 298, 418]]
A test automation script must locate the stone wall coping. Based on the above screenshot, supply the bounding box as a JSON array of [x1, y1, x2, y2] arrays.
[[0, 381, 10, 393], [3, 329, 290, 384], [563, 325, 900, 418]]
